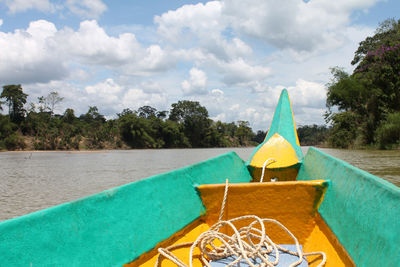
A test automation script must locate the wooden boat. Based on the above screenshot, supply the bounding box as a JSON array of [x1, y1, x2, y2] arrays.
[[0, 89, 399, 266]]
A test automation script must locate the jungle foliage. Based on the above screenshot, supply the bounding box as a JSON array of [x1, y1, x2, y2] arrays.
[[297, 124, 330, 146], [0, 86, 263, 150], [326, 19, 400, 149]]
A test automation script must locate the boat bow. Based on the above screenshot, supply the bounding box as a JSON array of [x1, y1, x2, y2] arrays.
[[248, 89, 303, 181]]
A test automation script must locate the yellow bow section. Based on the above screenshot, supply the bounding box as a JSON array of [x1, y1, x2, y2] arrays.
[[250, 133, 300, 169]]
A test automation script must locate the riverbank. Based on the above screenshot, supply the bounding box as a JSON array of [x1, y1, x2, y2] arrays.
[[0, 134, 259, 152], [2, 150, 111, 153], [2, 141, 399, 152]]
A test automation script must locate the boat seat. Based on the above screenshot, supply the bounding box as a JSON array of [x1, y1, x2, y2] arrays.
[[209, 245, 308, 266]]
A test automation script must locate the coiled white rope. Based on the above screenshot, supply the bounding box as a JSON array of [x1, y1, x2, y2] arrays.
[[156, 180, 326, 267]]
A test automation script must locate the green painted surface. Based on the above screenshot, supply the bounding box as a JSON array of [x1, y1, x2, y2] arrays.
[[248, 89, 303, 164], [0, 152, 252, 266], [297, 147, 400, 266]]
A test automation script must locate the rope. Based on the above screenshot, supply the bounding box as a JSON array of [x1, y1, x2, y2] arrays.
[[259, 158, 276, 183], [218, 179, 229, 222], [156, 180, 326, 267]]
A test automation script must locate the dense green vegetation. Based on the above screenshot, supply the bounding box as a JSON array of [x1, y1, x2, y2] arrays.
[[326, 19, 400, 149], [0, 86, 268, 150], [297, 124, 330, 146], [0, 84, 331, 151]]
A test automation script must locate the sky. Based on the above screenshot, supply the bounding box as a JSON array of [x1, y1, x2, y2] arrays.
[[0, 0, 399, 131]]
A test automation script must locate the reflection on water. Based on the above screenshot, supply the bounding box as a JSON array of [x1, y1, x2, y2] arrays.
[[0, 147, 399, 221]]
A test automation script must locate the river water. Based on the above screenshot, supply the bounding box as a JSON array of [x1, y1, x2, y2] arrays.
[[0, 147, 399, 221]]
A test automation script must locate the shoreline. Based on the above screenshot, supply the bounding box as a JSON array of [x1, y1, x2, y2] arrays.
[[2, 144, 398, 153], [0, 146, 258, 153], [1, 150, 111, 153]]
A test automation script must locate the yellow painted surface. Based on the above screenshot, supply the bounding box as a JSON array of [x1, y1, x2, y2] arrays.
[[128, 181, 353, 267], [198, 181, 325, 243], [250, 133, 300, 169], [304, 213, 355, 267], [125, 219, 210, 267]]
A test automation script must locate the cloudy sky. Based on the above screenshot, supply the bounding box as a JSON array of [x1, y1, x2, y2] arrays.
[[0, 0, 399, 130]]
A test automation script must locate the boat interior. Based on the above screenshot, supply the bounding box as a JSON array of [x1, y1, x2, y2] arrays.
[[127, 181, 354, 267]]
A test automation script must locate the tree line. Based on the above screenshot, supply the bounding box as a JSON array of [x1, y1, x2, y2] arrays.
[[0, 84, 332, 151], [0, 85, 267, 150], [326, 18, 400, 149]]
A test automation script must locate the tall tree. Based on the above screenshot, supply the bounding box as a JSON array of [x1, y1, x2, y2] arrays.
[[236, 120, 254, 146], [326, 18, 400, 147], [169, 100, 210, 147], [0, 84, 28, 123], [138, 105, 157, 119], [41, 91, 64, 114], [253, 130, 267, 144], [351, 18, 400, 66], [62, 108, 76, 124], [80, 106, 105, 123], [118, 112, 157, 148]]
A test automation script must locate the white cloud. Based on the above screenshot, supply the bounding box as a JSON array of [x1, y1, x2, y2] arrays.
[[26, 19, 57, 37], [174, 49, 271, 89], [1, 0, 55, 13], [150, 0, 378, 104], [287, 80, 327, 126], [287, 79, 326, 108], [217, 58, 271, 85], [57, 20, 142, 66], [155, 1, 253, 62], [25, 80, 86, 115], [122, 88, 167, 111], [263, 24, 374, 88], [0, 19, 3, 27], [135, 45, 177, 74], [222, 0, 381, 54], [0, 0, 107, 18], [240, 107, 261, 122], [212, 113, 226, 122], [181, 67, 208, 95], [0, 19, 177, 84], [0, 20, 68, 84], [155, 1, 224, 43], [65, 0, 107, 19], [205, 89, 225, 113], [25, 78, 170, 118], [140, 81, 163, 93], [85, 78, 122, 105], [230, 104, 240, 112], [56, 20, 176, 75], [83, 79, 170, 115]]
